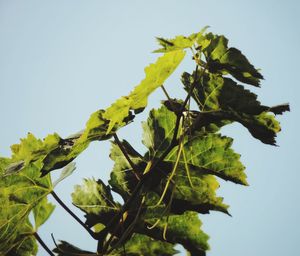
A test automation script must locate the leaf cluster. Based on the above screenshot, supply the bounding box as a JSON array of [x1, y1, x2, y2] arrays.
[[0, 27, 289, 255]]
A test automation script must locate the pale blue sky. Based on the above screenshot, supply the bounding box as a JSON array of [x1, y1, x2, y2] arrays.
[[0, 1, 299, 255]]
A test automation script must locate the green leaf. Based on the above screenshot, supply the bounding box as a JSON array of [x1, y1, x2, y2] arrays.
[[4, 133, 61, 175], [181, 71, 289, 144], [138, 106, 243, 217], [141, 211, 209, 256], [52, 240, 95, 255], [5, 219, 38, 256], [33, 197, 55, 230], [182, 72, 288, 114], [103, 50, 186, 133], [0, 157, 54, 255], [166, 133, 247, 185], [53, 162, 77, 187], [109, 141, 145, 200], [202, 33, 263, 86], [3, 48, 184, 177], [72, 178, 120, 227], [115, 233, 177, 256], [41, 132, 89, 176], [142, 105, 178, 159], [154, 26, 209, 53]]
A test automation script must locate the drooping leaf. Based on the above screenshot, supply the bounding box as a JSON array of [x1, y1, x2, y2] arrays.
[[181, 71, 289, 144], [72, 178, 120, 227], [103, 50, 186, 133], [182, 71, 289, 114], [202, 33, 263, 86]]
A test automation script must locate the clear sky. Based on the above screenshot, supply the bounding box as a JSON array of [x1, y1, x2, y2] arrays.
[[0, 1, 299, 255]]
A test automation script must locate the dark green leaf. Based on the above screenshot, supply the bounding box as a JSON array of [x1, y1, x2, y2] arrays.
[[53, 240, 95, 255], [142, 105, 178, 159], [202, 33, 263, 86], [182, 71, 289, 144], [109, 141, 144, 200]]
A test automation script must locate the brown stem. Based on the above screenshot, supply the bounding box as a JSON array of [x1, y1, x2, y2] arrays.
[[51, 191, 97, 239], [34, 232, 55, 256]]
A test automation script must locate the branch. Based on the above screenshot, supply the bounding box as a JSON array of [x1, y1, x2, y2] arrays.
[[50, 191, 97, 240], [95, 64, 205, 248], [34, 232, 55, 256]]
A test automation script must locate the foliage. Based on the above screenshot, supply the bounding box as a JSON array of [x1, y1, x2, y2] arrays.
[[0, 28, 289, 255]]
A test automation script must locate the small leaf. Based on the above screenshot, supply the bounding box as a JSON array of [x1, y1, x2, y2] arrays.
[[53, 162, 77, 187]]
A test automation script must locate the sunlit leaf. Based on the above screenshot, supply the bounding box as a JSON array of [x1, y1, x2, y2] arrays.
[[154, 26, 209, 53], [0, 157, 54, 255], [33, 197, 55, 230], [141, 211, 209, 256], [103, 50, 185, 133]]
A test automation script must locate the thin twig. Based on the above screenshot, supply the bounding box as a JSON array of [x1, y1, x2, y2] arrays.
[[161, 85, 172, 102], [34, 232, 55, 256], [51, 191, 97, 239]]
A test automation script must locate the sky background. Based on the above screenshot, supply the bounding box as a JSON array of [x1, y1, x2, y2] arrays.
[[0, 1, 299, 255]]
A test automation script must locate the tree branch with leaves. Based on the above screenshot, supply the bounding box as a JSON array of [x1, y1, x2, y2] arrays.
[[0, 27, 289, 256]]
